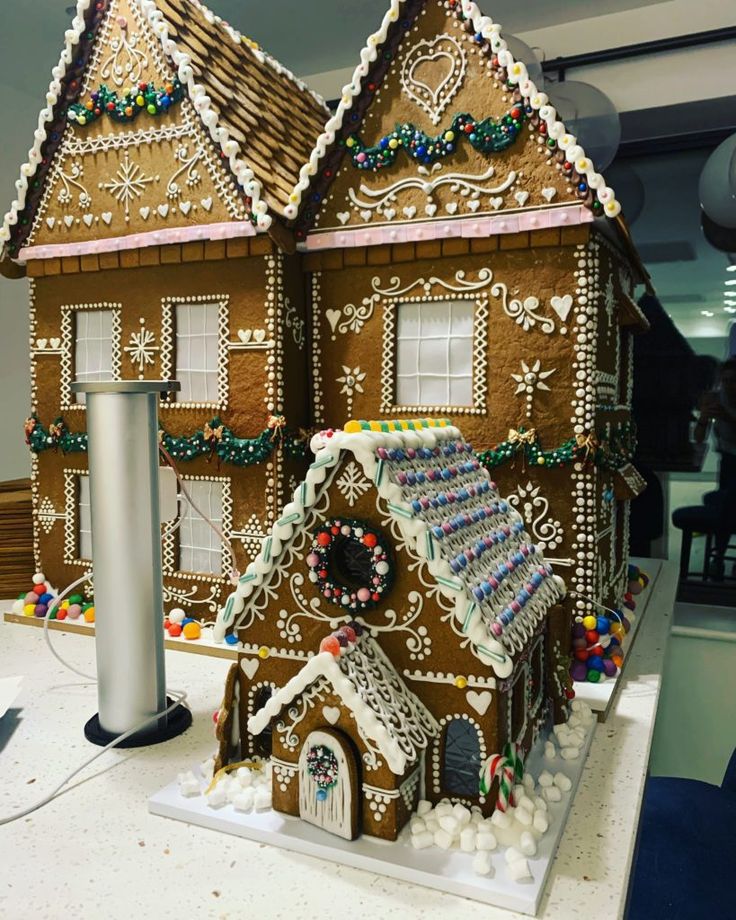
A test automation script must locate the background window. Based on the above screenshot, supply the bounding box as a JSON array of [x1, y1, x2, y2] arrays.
[[396, 300, 474, 407], [74, 309, 115, 405], [178, 480, 224, 575], [77, 474, 92, 561], [174, 302, 220, 403], [442, 718, 481, 796]]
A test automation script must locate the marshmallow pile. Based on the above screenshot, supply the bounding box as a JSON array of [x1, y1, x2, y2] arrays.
[[177, 757, 273, 814], [543, 700, 596, 762]]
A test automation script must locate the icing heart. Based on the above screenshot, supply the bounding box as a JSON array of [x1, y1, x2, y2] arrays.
[[490, 197, 504, 210], [425, 203, 438, 217], [157, 203, 169, 218], [237, 329, 252, 343], [83, 213, 94, 227], [179, 201, 192, 215], [542, 187, 557, 202], [360, 209, 372, 222], [383, 208, 396, 221], [322, 705, 340, 725], [50, 337, 61, 349], [241, 658, 259, 679], [253, 329, 266, 343], [45, 217, 55, 230], [64, 215, 74, 228], [139, 206, 150, 220], [550, 295, 574, 323], [514, 190, 530, 207], [402, 206, 417, 220], [36, 338, 48, 350], [337, 212, 350, 225], [402, 36, 466, 125], [467, 199, 480, 212], [101, 212, 112, 225], [326, 309, 341, 332], [200, 196, 213, 212], [445, 202, 458, 215], [466, 689, 493, 716]]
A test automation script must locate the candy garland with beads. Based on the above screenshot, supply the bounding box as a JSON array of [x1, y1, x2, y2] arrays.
[[307, 519, 394, 612], [68, 80, 184, 126]]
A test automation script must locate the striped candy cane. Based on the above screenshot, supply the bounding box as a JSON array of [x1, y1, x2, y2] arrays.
[[479, 742, 525, 811]]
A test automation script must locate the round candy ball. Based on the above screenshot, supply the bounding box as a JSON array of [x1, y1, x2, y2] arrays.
[[585, 629, 599, 644], [582, 615, 597, 631], [84, 607, 95, 623], [23, 603, 36, 617], [319, 635, 341, 657], [168, 608, 186, 625], [68, 594, 83, 605], [572, 637, 587, 650], [588, 655, 604, 672], [56, 607, 67, 621], [316, 788, 328, 801], [168, 623, 182, 637], [33, 584, 46, 597], [181, 617, 194, 626], [40, 592, 54, 605], [224, 633, 239, 646], [571, 622, 586, 639], [182, 621, 201, 640], [574, 648, 589, 662], [596, 617, 610, 635], [603, 659, 618, 677], [24, 591, 38, 606], [587, 669, 601, 683], [34, 603, 47, 618], [622, 616, 631, 633], [357, 587, 371, 603], [67, 603, 82, 620], [589, 644, 604, 657], [571, 661, 587, 682], [32, 572, 46, 585], [628, 580, 643, 596]]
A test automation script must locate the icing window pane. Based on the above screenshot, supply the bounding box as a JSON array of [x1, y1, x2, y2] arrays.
[[443, 718, 481, 796], [77, 474, 92, 561], [174, 302, 220, 404], [178, 479, 224, 576], [396, 300, 473, 407], [74, 309, 115, 405]]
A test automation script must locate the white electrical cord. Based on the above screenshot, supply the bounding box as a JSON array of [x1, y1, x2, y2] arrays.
[[1, 572, 190, 826]]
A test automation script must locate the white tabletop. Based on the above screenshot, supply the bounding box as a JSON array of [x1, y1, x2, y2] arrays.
[[0, 563, 677, 920]]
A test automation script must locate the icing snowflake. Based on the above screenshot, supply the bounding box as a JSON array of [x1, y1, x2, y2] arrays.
[[336, 461, 371, 507], [124, 319, 159, 377], [336, 366, 366, 416], [100, 150, 158, 219], [511, 360, 556, 418]]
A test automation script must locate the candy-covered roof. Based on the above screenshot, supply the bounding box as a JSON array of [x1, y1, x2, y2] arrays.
[[248, 632, 439, 775], [215, 418, 565, 678], [0, 0, 329, 256]]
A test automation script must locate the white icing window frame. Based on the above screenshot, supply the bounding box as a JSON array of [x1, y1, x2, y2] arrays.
[[431, 713, 488, 805], [161, 473, 232, 584], [60, 302, 122, 411], [381, 293, 488, 416], [160, 294, 230, 410], [63, 468, 92, 566]]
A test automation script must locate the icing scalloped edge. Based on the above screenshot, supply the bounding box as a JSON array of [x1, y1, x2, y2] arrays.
[[282, 0, 621, 223], [213, 424, 566, 680]]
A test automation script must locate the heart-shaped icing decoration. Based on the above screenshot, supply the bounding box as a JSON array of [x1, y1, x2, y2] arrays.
[[50, 337, 61, 349], [402, 206, 417, 220], [101, 212, 112, 225], [241, 658, 259, 679], [157, 203, 169, 218], [322, 705, 341, 725], [401, 35, 467, 125], [36, 338, 48, 350], [425, 203, 438, 217], [46, 217, 56, 230], [64, 215, 75, 228], [83, 213, 94, 227], [337, 212, 350, 225], [326, 309, 341, 332], [542, 187, 557, 202], [360, 209, 372, 222], [466, 689, 492, 716], [253, 329, 266, 343], [179, 201, 192, 215], [237, 329, 252, 344], [383, 208, 396, 221], [140, 206, 151, 220], [467, 199, 480, 212], [201, 196, 213, 212], [490, 197, 504, 210], [550, 294, 574, 323], [514, 190, 530, 207], [445, 202, 458, 215]]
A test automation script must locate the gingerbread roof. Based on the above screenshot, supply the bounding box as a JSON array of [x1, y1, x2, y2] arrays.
[[284, 0, 623, 231], [0, 0, 329, 256], [248, 634, 439, 775], [215, 419, 565, 679]]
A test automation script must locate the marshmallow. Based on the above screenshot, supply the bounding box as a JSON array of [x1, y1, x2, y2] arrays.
[[473, 850, 493, 876], [254, 787, 272, 811], [533, 796, 548, 812], [237, 767, 253, 787], [476, 830, 498, 851], [417, 799, 432, 816], [507, 857, 533, 882], [543, 785, 562, 803], [554, 772, 572, 792], [435, 802, 453, 817], [409, 816, 426, 834], [544, 741, 556, 761], [460, 827, 477, 853], [514, 806, 533, 827], [523, 773, 536, 793], [490, 810, 512, 829], [439, 815, 459, 835], [505, 846, 525, 865], [533, 812, 549, 835], [453, 803, 471, 826], [411, 831, 434, 849], [538, 771, 554, 788], [561, 746, 581, 761], [520, 831, 537, 857], [513, 784, 526, 803], [433, 829, 454, 850], [517, 796, 535, 814], [206, 785, 227, 808], [233, 788, 254, 812]]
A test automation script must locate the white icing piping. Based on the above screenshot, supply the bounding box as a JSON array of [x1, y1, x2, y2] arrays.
[[282, 0, 621, 222], [0, 0, 93, 247]]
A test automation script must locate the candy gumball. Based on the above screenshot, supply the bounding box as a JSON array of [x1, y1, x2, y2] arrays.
[[622, 616, 631, 633], [582, 615, 597, 631], [571, 623, 585, 639], [24, 591, 37, 606], [341, 625, 357, 643], [588, 655, 604, 671], [67, 604, 82, 620], [319, 635, 341, 656], [168, 623, 182, 637], [23, 603, 36, 617], [32, 573, 46, 585], [34, 604, 47, 618], [596, 617, 610, 635], [603, 659, 617, 678], [587, 669, 601, 683], [84, 607, 95, 623], [589, 644, 604, 657], [182, 621, 201, 640], [628, 580, 643, 596], [169, 608, 185, 625], [574, 648, 589, 662], [33, 584, 45, 597], [56, 607, 67, 621], [585, 630, 599, 645], [571, 661, 587, 682], [573, 637, 586, 650]]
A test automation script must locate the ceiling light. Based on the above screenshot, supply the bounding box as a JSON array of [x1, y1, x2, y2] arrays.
[[701, 310, 715, 317], [726, 280, 736, 286], [728, 265, 736, 272], [725, 307, 736, 314], [725, 300, 736, 306]]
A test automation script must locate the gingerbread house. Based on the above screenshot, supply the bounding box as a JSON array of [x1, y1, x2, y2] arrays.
[[212, 419, 569, 841]]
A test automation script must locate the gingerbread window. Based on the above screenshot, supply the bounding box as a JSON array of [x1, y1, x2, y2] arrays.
[[174, 301, 220, 404], [178, 479, 224, 576], [76, 473, 92, 562], [442, 718, 482, 796]]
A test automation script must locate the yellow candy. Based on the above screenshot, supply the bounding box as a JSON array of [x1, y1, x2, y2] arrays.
[[183, 621, 201, 640], [136, 94, 145, 106], [582, 615, 597, 631], [61, 600, 70, 608], [388, 137, 399, 149], [537, 456, 546, 465], [344, 420, 361, 433], [444, 130, 455, 142], [84, 607, 95, 623], [346, 137, 355, 148], [257, 646, 270, 659], [23, 604, 36, 617], [454, 676, 468, 689]]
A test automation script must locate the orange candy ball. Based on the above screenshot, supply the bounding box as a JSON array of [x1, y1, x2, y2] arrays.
[[83, 607, 95, 623], [182, 621, 201, 640], [168, 623, 182, 638], [319, 635, 341, 656]]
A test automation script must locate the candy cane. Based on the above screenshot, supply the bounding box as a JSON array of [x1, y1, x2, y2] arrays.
[[479, 742, 524, 811]]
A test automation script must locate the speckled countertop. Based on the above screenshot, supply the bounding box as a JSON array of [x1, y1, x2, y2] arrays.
[[0, 563, 677, 920]]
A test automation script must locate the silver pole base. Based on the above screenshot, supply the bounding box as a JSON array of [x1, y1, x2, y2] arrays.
[[83, 698, 192, 748]]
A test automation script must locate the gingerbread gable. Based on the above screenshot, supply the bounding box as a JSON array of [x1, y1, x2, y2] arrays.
[[248, 635, 438, 775], [288, 0, 622, 246], [1, 0, 329, 261], [215, 420, 565, 678]]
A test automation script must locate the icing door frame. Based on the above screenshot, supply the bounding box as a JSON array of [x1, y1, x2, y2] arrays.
[[298, 727, 359, 840]]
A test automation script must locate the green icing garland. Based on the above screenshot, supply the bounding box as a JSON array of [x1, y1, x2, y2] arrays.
[[24, 415, 308, 467], [67, 79, 184, 126], [346, 108, 526, 171]]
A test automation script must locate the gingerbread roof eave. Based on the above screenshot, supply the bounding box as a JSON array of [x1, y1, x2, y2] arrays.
[[0, 0, 330, 259], [284, 0, 625, 236]]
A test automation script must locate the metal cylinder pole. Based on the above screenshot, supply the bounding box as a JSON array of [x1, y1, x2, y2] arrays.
[[71, 380, 190, 746]]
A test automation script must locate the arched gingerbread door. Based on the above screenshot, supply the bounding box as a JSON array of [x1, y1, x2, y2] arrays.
[[298, 728, 360, 840]]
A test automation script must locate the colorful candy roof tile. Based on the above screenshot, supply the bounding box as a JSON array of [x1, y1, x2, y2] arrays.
[[284, 0, 623, 227], [248, 631, 439, 775], [215, 418, 566, 678], [0, 0, 329, 255]]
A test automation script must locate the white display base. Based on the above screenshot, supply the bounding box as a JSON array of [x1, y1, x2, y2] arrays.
[[573, 557, 667, 719], [149, 720, 595, 916]]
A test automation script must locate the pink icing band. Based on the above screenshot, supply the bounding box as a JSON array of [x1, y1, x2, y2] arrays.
[[302, 205, 593, 251], [18, 220, 257, 261]]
